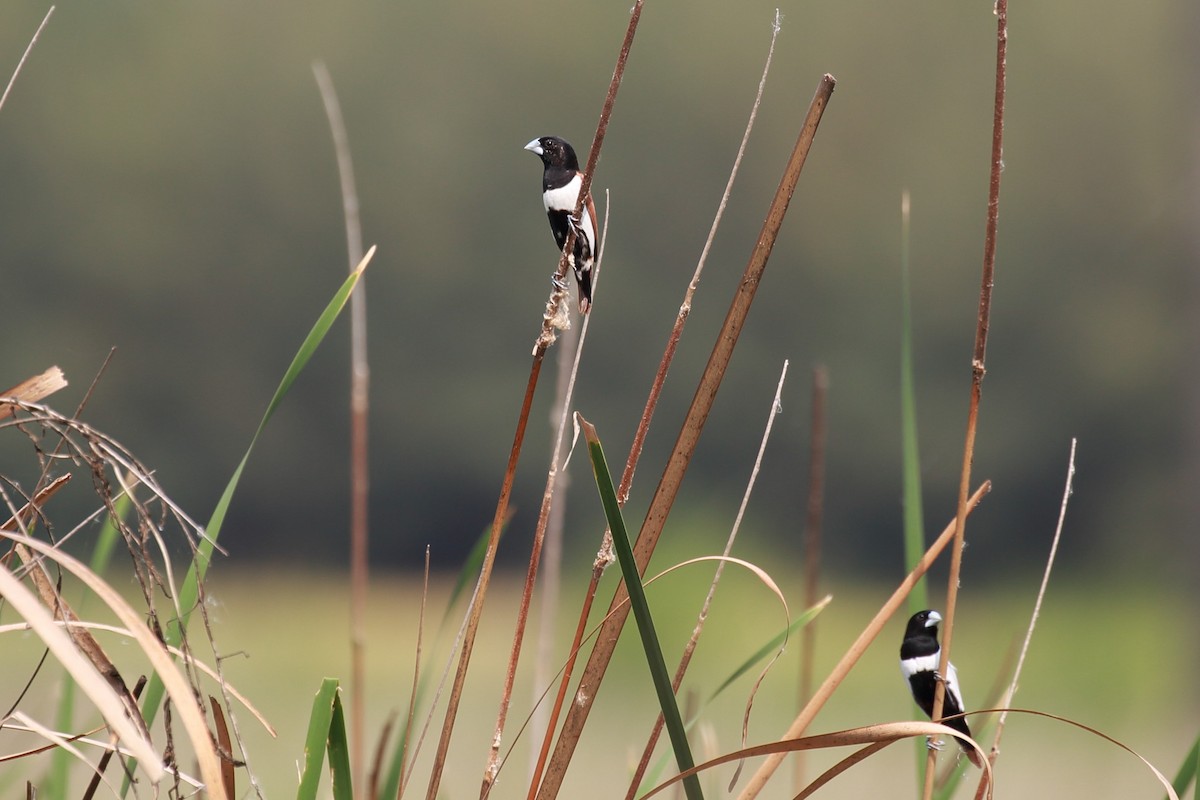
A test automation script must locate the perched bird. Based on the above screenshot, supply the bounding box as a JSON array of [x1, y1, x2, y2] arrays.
[[524, 135, 599, 313], [899, 609, 983, 767]]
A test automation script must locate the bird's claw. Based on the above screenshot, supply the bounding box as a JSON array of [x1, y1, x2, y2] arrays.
[[925, 736, 945, 752], [551, 274, 568, 291]]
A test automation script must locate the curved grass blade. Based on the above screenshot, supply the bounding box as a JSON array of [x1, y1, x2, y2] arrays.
[[638, 597, 832, 796], [123, 248, 375, 795], [579, 414, 703, 800], [708, 596, 830, 702]]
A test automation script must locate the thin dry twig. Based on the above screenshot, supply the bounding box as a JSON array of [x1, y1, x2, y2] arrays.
[[924, 0, 1008, 794], [624, 360, 790, 800], [734, 481, 991, 800], [397, 547, 432, 798], [972, 439, 1076, 798], [313, 58, 371, 790], [0, 6, 54, 115], [539, 72, 836, 800]]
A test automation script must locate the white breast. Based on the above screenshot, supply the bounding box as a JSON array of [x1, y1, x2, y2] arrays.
[[543, 174, 582, 212], [544, 174, 596, 249]]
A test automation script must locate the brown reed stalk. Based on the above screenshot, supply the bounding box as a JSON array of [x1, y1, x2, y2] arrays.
[[734, 481, 991, 800], [535, 72, 837, 800], [527, 15, 784, 796], [794, 364, 828, 791], [423, 6, 644, 799], [525, 307, 578, 775], [922, 0, 1008, 795], [312, 59, 370, 792], [482, 203, 608, 796]]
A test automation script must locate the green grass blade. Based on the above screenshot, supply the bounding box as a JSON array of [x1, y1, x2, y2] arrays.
[[298, 678, 343, 800], [1166, 730, 1199, 800], [898, 192, 931, 785], [123, 249, 373, 796], [580, 416, 704, 800], [326, 684, 355, 800], [443, 517, 500, 627], [899, 191, 927, 615]]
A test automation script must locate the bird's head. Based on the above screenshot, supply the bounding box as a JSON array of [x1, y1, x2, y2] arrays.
[[905, 609, 943, 639], [524, 135, 580, 170]]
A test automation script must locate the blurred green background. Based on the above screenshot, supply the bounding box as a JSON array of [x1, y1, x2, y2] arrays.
[[1, 0, 1198, 795], [2, 0, 1196, 577]]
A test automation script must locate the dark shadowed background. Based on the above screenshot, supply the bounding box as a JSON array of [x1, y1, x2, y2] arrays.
[[2, 0, 1197, 584]]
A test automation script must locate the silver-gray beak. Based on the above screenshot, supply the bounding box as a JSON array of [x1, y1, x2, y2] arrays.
[[925, 610, 943, 627], [524, 138, 544, 156]]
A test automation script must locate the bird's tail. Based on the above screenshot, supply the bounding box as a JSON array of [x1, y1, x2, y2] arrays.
[[575, 265, 593, 314], [961, 738, 984, 768]]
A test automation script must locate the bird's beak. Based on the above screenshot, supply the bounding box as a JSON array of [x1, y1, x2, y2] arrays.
[[925, 611, 943, 627], [524, 138, 544, 156]]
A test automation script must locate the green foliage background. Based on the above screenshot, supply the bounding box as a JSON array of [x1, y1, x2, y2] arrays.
[[1, 0, 1195, 583]]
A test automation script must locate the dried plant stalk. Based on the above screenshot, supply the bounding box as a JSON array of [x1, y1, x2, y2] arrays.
[[924, 0, 1009, 794], [537, 73, 836, 800]]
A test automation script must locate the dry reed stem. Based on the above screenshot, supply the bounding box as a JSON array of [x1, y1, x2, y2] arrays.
[[0, 6, 54, 115], [528, 21, 784, 790], [646, 720, 991, 800], [734, 480, 991, 800], [312, 59, 371, 791], [624, 360, 790, 800], [537, 73, 836, 800], [794, 364, 828, 791], [972, 438, 1075, 799], [424, 8, 641, 798], [483, 200, 608, 796], [0, 367, 68, 420], [526, 300, 578, 778], [924, 0, 1008, 794]]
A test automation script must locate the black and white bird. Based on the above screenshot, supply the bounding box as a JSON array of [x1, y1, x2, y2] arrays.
[[524, 135, 599, 313], [899, 609, 983, 767]]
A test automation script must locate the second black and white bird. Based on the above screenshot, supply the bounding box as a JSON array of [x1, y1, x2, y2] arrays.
[[524, 135, 598, 313], [899, 609, 983, 767]]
